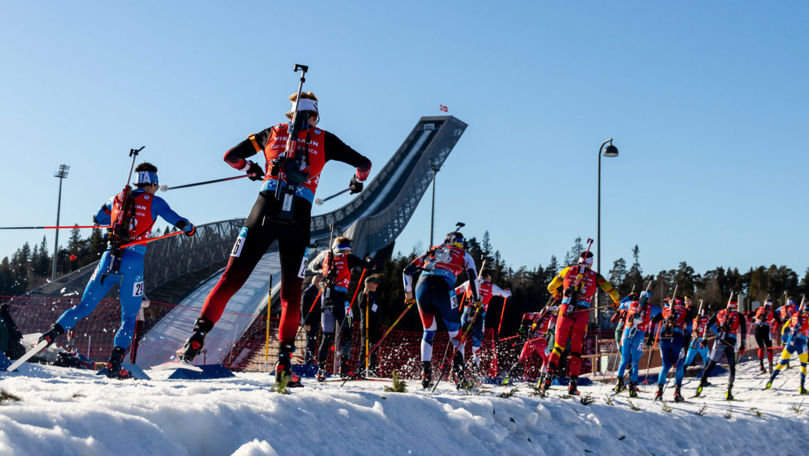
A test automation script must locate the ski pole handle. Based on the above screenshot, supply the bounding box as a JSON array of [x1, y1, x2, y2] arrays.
[[313, 188, 350, 205]]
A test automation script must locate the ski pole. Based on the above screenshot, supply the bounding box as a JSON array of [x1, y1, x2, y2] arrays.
[[497, 297, 509, 335], [119, 230, 184, 248], [159, 175, 248, 192], [0, 225, 110, 230], [314, 188, 350, 205], [341, 299, 415, 386]]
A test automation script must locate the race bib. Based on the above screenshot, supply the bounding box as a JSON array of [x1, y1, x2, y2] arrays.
[[231, 227, 248, 257], [450, 295, 458, 310], [133, 281, 145, 297], [371, 303, 378, 312]]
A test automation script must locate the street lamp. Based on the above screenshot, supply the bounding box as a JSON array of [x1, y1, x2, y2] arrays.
[[52, 164, 70, 280], [596, 139, 618, 322], [429, 160, 441, 246]]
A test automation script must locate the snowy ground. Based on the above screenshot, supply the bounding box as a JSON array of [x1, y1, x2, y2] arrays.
[[1, 360, 808, 456]]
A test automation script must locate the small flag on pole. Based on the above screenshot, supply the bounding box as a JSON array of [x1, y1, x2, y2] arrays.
[[439, 105, 448, 112]]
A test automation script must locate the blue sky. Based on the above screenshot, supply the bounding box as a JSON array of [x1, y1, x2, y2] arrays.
[[1, 1, 807, 278]]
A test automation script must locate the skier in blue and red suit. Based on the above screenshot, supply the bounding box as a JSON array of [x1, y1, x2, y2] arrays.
[[615, 290, 659, 397], [682, 306, 714, 376], [178, 91, 371, 386], [766, 301, 809, 394], [38, 163, 195, 379], [403, 231, 479, 389], [649, 296, 694, 402]]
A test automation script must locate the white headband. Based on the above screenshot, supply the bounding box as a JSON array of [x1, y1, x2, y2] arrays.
[[295, 98, 318, 112]]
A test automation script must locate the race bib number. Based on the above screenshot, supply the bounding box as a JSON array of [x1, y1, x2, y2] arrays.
[[231, 227, 248, 257], [297, 247, 310, 279], [133, 281, 144, 297], [371, 303, 378, 312], [450, 295, 458, 310]]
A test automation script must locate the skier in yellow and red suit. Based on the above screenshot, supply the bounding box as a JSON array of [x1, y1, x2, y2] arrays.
[[542, 251, 619, 395]]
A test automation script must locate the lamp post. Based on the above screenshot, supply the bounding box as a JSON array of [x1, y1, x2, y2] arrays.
[[52, 164, 70, 280], [596, 139, 618, 322], [429, 161, 441, 246]]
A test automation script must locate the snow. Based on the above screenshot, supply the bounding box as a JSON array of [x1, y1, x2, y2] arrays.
[[2, 360, 809, 456]]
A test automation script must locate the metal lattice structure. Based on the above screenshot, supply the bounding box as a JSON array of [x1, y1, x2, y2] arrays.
[[29, 116, 467, 302]]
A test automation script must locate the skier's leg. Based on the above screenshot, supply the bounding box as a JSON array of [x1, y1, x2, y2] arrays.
[[548, 307, 574, 372], [318, 308, 336, 368], [113, 252, 145, 350], [55, 252, 117, 331], [674, 336, 686, 387], [617, 328, 632, 379], [275, 216, 310, 345], [199, 195, 276, 325], [566, 308, 588, 378], [629, 332, 644, 384]]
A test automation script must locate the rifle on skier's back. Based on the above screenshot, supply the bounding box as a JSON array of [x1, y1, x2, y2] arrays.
[[101, 146, 144, 284]]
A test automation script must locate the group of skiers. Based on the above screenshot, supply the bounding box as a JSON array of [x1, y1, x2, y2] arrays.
[[13, 71, 809, 402]]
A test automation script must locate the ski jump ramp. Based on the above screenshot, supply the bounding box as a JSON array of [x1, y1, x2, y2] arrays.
[[35, 116, 468, 367]]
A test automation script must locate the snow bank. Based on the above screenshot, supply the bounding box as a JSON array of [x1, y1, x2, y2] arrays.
[[1, 361, 808, 455]]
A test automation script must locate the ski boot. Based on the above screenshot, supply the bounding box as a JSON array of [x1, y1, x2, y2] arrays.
[[628, 381, 638, 398], [452, 351, 470, 390], [38, 323, 65, 346], [316, 368, 327, 382], [800, 385, 809, 395], [725, 384, 734, 401], [769, 360, 774, 374], [105, 347, 133, 380], [274, 342, 302, 387], [615, 378, 624, 393], [673, 385, 684, 403], [339, 355, 350, 380], [539, 371, 555, 395], [654, 384, 663, 401], [568, 377, 580, 396], [177, 317, 213, 363], [760, 361, 767, 374], [695, 381, 705, 397], [421, 361, 433, 389]]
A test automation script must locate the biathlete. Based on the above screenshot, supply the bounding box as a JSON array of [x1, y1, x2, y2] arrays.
[[178, 91, 371, 386], [454, 268, 511, 372], [614, 290, 658, 397], [39, 163, 195, 379], [403, 231, 479, 389], [542, 251, 620, 395]]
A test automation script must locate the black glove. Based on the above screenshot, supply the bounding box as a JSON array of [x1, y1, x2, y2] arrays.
[[349, 176, 363, 194], [245, 161, 264, 181], [644, 337, 653, 348], [174, 220, 196, 237]]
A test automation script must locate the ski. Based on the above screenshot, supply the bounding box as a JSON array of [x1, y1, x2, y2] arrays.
[[6, 339, 49, 372], [151, 360, 203, 372]]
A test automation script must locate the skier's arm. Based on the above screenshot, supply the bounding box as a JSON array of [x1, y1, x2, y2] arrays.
[[151, 196, 194, 234], [596, 273, 620, 307], [738, 314, 747, 342], [93, 199, 113, 225], [402, 255, 425, 295], [774, 312, 783, 325], [455, 280, 470, 297], [347, 253, 373, 271], [223, 127, 273, 169], [308, 251, 327, 274], [324, 132, 372, 182], [547, 268, 569, 298], [491, 283, 512, 299], [463, 252, 479, 301]]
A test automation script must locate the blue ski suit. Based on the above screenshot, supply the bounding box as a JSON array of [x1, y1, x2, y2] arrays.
[[55, 188, 191, 350]]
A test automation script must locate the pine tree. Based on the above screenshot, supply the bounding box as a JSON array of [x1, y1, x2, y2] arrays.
[[609, 258, 628, 295]]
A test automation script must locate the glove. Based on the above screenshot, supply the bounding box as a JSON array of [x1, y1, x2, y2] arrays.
[[349, 176, 364, 194], [244, 160, 265, 181], [174, 220, 195, 237], [644, 337, 653, 348], [701, 337, 708, 347], [518, 326, 527, 336], [739, 346, 745, 357]]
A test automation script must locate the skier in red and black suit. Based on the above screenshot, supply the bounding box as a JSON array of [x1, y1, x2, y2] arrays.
[[754, 298, 781, 373], [307, 236, 373, 380], [178, 92, 371, 386], [403, 231, 479, 389], [695, 299, 747, 400], [542, 251, 620, 395]]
